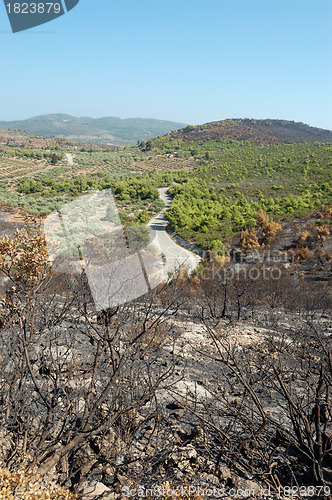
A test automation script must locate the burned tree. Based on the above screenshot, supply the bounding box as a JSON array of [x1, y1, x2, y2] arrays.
[[0, 229, 184, 494]]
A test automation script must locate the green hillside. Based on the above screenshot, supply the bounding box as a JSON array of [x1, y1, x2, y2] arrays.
[[137, 122, 332, 248], [162, 141, 332, 248]]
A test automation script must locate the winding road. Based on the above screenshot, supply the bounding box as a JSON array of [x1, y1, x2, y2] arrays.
[[148, 187, 201, 279]]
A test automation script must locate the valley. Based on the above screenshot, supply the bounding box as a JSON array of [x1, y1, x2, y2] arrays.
[[0, 118, 331, 499]]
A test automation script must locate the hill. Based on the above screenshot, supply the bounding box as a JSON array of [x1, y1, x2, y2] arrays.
[[0, 114, 187, 146], [136, 119, 332, 249], [147, 118, 332, 147], [0, 118, 331, 248], [162, 140, 332, 248], [0, 127, 114, 151]]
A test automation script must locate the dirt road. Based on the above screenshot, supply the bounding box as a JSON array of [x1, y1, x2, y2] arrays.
[[148, 187, 201, 279]]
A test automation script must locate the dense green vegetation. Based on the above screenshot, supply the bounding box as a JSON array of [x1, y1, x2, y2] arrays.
[[0, 147, 61, 162], [17, 174, 161, 202], [14, 173, 163, 220], [153, 140, 331, 248]]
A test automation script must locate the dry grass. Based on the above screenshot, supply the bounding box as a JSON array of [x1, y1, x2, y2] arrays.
[[0, 466, 77, 500]]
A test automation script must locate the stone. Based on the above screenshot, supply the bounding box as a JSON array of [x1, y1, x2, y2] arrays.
[[171, 408, 185, 419], [82, 481, 111, 499], [218, 465, 232, 481], [101, 493, 118, 500], [116, 473, 128, 485], [243, 480, 261, 495]]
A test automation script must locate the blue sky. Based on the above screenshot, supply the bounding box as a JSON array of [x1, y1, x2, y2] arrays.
[[1, 0, 331, 129]]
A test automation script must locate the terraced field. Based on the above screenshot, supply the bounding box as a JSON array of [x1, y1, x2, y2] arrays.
[[0, 138, 194, 219], [0, 149, 193, 183], [0, 156, 60, 188]]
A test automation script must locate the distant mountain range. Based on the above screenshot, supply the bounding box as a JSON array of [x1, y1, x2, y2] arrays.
[[0, 114, 187, 146], [0, 116, 331, 148], [160, 119, 332, 145]]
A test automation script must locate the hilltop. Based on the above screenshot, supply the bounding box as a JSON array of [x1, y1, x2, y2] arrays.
[[0, 114, 187, 146], [148, 118, 332, 146]]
